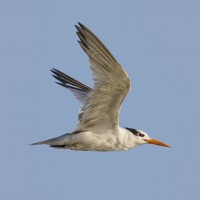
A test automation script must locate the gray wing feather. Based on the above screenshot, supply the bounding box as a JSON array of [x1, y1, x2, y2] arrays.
[[67, 87, 88, 103], [75, 23, 131, 130]]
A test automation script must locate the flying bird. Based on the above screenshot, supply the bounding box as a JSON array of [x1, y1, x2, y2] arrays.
[[32, 22, 170, 151]]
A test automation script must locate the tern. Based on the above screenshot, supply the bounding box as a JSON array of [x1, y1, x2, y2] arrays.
[[32, 22, 170, 151]]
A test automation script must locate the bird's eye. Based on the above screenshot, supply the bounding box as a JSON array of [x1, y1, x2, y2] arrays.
[[138, 133, 145, 137]]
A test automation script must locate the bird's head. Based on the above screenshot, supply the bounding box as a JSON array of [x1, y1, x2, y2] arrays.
[[125, 128, 170, 147]]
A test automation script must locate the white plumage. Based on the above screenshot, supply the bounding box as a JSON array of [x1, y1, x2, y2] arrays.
[[32, 23, 170, 151]]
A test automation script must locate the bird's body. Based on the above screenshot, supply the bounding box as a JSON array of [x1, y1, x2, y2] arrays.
[[32, 23, 170, 151], [33, 128, 143, 151]]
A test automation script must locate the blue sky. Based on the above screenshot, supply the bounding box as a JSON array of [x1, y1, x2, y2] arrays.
[[1, 0, 200, 199]]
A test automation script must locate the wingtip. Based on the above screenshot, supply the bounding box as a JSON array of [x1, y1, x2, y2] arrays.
[[78, 22, 82, 27], [51, 68, 59, 72], [55, 81, 64, 86], [75, 24, 81, 31], [50, 68, 58, 75]]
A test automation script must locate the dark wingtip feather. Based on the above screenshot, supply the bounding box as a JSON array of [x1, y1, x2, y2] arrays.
[[51, 68, 60, 74], [55, 82, 84, 92], [51, 68, 57, 71], [52, 75, 66, 84], [78, 22, 84, 29], [50, 68, 92, 92], [75, 25, 81, 32], [50, 68, 59, 76], [55, 81, 65, 87]]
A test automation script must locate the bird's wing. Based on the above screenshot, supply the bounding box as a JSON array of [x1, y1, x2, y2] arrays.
[[51, 68, 92, 103], [75, 22, 131, 130]]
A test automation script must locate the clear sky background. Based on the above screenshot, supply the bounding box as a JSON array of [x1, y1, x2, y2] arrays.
[[1, 0, 200, 199]]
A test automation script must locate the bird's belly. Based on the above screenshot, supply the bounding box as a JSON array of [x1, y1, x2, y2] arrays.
[[68, 131, 129, 151]]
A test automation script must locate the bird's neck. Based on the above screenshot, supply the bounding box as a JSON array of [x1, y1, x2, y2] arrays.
[[118, 127, 140, 149]]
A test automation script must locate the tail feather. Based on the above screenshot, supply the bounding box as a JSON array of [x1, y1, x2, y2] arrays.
[[31, 133, 69, 146]]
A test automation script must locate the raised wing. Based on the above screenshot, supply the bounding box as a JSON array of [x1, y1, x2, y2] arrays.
[[51, 68, 92, 103], [75, 23, 131, 130]]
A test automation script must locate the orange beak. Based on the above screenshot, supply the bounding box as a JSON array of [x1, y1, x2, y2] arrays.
[[144, 138, 171, 147]]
